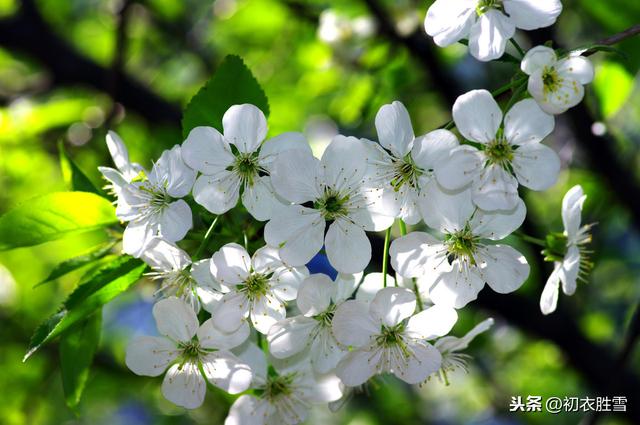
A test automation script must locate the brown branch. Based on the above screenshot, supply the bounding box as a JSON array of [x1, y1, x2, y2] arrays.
[[585, 23, 640, 55]]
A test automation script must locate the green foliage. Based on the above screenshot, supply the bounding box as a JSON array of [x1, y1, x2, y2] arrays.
[[25, 256, 146, 360], [0, 192, 117, 250], [58, 141, 102, 195], [59, 311, 102, 410], [36, 241, 116, 287], [181, 54, 270, 138]]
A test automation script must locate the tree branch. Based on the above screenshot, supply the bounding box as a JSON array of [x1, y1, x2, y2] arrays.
[[584, 23, 640, 55]]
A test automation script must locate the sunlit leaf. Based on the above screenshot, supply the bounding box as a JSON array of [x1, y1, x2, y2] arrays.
[[0, 192, 117, 250], [181, 54, 269, 138], [594, 61, 635, 119], [58, 141, 103, 195], [36, 241, 117, 287]]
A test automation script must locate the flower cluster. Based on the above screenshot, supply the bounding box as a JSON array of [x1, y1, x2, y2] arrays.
[[104, 1, 597, 422]]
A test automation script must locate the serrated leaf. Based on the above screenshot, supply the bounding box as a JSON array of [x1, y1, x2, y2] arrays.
[[58, 141, 103, 195], [60, 311, 102, 410], [25, 257, 146, 360], [181, 54, 270, 138], [36, 241, 117, 287], [0, 192, 118, 251]]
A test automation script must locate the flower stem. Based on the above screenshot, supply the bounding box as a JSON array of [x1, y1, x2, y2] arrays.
[[398, 220, 407, 236], [517, 232, 546, 247], [510, 38, 526, 58], [194, 216, 219, 260], [382, 227, 392, 288]]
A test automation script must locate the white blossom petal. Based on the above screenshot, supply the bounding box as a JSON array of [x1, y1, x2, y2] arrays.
[[223, 104, 267, 154], [321, 136, 369, 193], [452, 89, 502, 144], [429, 265, 485, 309], [504, 99, 555, 146], [540, 264, 561, 315], [264, 206, 325, 267], [421, 184, 475, 232], [181, 126, 234, 174], [369, 287, 416, 327], [197, 318, 249, 350], [250, 294, 286, 334], [356, 273, 391, 304], [512, 142, 560, 191], [212, 292, 250, 333], [558, 56, 595, 85], [468, 10, 515, 61], [297, 274, 334, 316], [125, 336, 179, 377], [503, 0, 562, 31], [559, 245, 580, 296], [411, 129, 459, 171], [332, 300, 378, 347], [521, 45, 557, 75], [325, 220, 371, 274], [242, 176, 281, 221], [434, 146, 484, 191], [161, 362, 206, 409], [393, 342, 442, 384], [336, 349, 380, 387], [211, 243, 251, 285], [390, 232, 446, 278], [268, 316, 317, 358], [201, 351, 253, 394], [192, 172, 240, 215], [270, 149, 322, 203], [424, 0, 476, 47], [406, 305, 458, 340], [141, 238, 191, 272], [477, 245, 530, 294], [562, 185, 586, 239], [153, 296, 199, 342], [472, 164, 520, 211], [375, 101, 415, 157], [470, 198, 526, 240]]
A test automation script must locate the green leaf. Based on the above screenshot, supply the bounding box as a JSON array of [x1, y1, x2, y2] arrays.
[[60, 310, 102, 410], [25, 256, 146, 360], [36, 241, 117, 287], [58, 141, 103, 195], [0, 192, 118, 250], [593, 61, 635, 119], [181, 54, 270, 138]]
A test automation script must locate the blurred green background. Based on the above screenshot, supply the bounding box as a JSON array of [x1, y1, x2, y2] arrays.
[[0, 0, 639, 424]]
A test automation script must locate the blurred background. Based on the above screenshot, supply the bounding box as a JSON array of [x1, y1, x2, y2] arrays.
[[0, 0, 639, 424]]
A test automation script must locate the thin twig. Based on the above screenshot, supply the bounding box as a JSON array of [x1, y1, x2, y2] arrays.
[[584, 23, 640, 56]]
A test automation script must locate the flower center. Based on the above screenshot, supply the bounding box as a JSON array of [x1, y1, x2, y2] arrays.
[[484, 136, 514, 168], [314, 189, 349, 221], [476, 0, 503, 15], [314, 304, 336, 327], [444, 226, 479, 265], [391, 156, 423, 191], [264, 373, 295, 400], [376, 323, 406, 348], [179, 340, 204, 360], [239, 272, 271, 301], [542, 66, 562, 94], [232, 152, 261, 186]]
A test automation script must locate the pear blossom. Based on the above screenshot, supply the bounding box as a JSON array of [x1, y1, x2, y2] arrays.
[[225, 343, 343, 425], [521, 46, 595, 115], [141, 237, 223, 312], [390, 187, 529, 309], [267, 273, 365, 373], [125, 297, 252, 409], [424, 0, 562, 61], [111, 145, 196, 257], [540, 185, 593, 315], [332, 287, 457, 386], [369, 101, 460, 224], [434, 318, 494, 384], [211, 243, 308, 334], [98, 130, 144, 194], [181, 104, 311, 221], [436, 90, 559, 211], [265, 135, 395, 274]]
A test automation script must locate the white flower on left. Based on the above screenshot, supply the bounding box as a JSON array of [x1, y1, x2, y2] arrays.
[[125, 297, 252, 409], [436, 90, 559, 211], [521, 45, 594, 115], [424, 0, 562, 61], [211, 243, 308, 334], [100, 135, 196, 257], [332, 287, 457, 386]]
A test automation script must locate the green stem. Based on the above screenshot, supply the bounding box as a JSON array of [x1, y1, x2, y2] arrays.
[[517, 232, 546, 247], [503, 80, 528, 114], [413, 279, 424, 312], [491, 75, 528, 98], [382, 227, 392, 287], [398, 220, 407, 236], [510, 38, 525, 58], [194, 216, 219, 260]]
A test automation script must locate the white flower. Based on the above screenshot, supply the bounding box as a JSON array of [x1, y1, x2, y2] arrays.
[[181, 104, 311, 221], [267, 272, 364, 374], [332, 287, 457, 386], [114, 145, 196, 257], [540, 185, 593, 315], [436, 90, 559, 211], [98, 131, 144, 194], [425, 0, 562, 61], [225, 343, 343, 425], [369, 101, 459, 225], [125, 297, 252, 409], [141, 237, 223, 312], [210, 243, 308, 334], [433, 317, 494, 384], [265, 135, 394, 274], [521, 46, 595, 115], [390, 187, 529, 309]]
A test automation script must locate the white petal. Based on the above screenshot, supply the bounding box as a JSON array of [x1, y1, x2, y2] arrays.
[[411, 129, 459, 171], [264, 206, 325, 267], [225, 395, 267, 425], [321, 136, 369, 192], [512, 143, 560, 191], [259, 132, 312, 170], [161, 362, 206, 409], [154, 145, 197, 199], [472, 164, 520, 211], [468, 10, 515, 61], [105, 131, 137, 180], [223, 104, 267, 154], [390, 232, 445, 279], [181, 126, 234, 174], [153, 296, 199, 342], [141, 237, 191, 272], [356, 273, 391, 304], [270, 150, 322, 203], [375, 101, 415, 157], [211, 243, 251, 285], [435, 318, 495, 352], [191, 259, 221, 292], [540, 265, 561, 315], [452, 89, 502, 143], [157, 200, 193, 243], [332, 300, 378, 347], [271, 267, 306, 302], [558, 56, 595, 85], [250, 294, 286, 334], [336, 349, 379, 387], [504, 99, 555, 146], [267, 316, 317, 358], [521, 45, 557, 75], [125, 336, 179, 377], [562, 185, 586, 238], [309, 372, 345, 403], [503, 0, 562, 31], [433, 146, 483, 191], [429, 265, 485, 309], [122, 221, 155, 258], [325, 220, 371, 274], [201, 351, 253, 394], [393, 342, 442, 384], [234, 342, 268, 386], [98, 166, 129, 193], [559, 245, 580, 296], [424, 0, 476, 47], [197, 318, 249, 350], [310, 329, 346, 374], [212, 292, 250, 333], [242, 176, 280, 221], [369, 287, 416, 327], [406, 305, 458, 340], [470, 198, 526, 240], [477, 245, 530, 294], [192, 172, 240, 215], [333, 272, 363, 304], [420, 184, 475, 232], [297, 274, 334, 316]]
